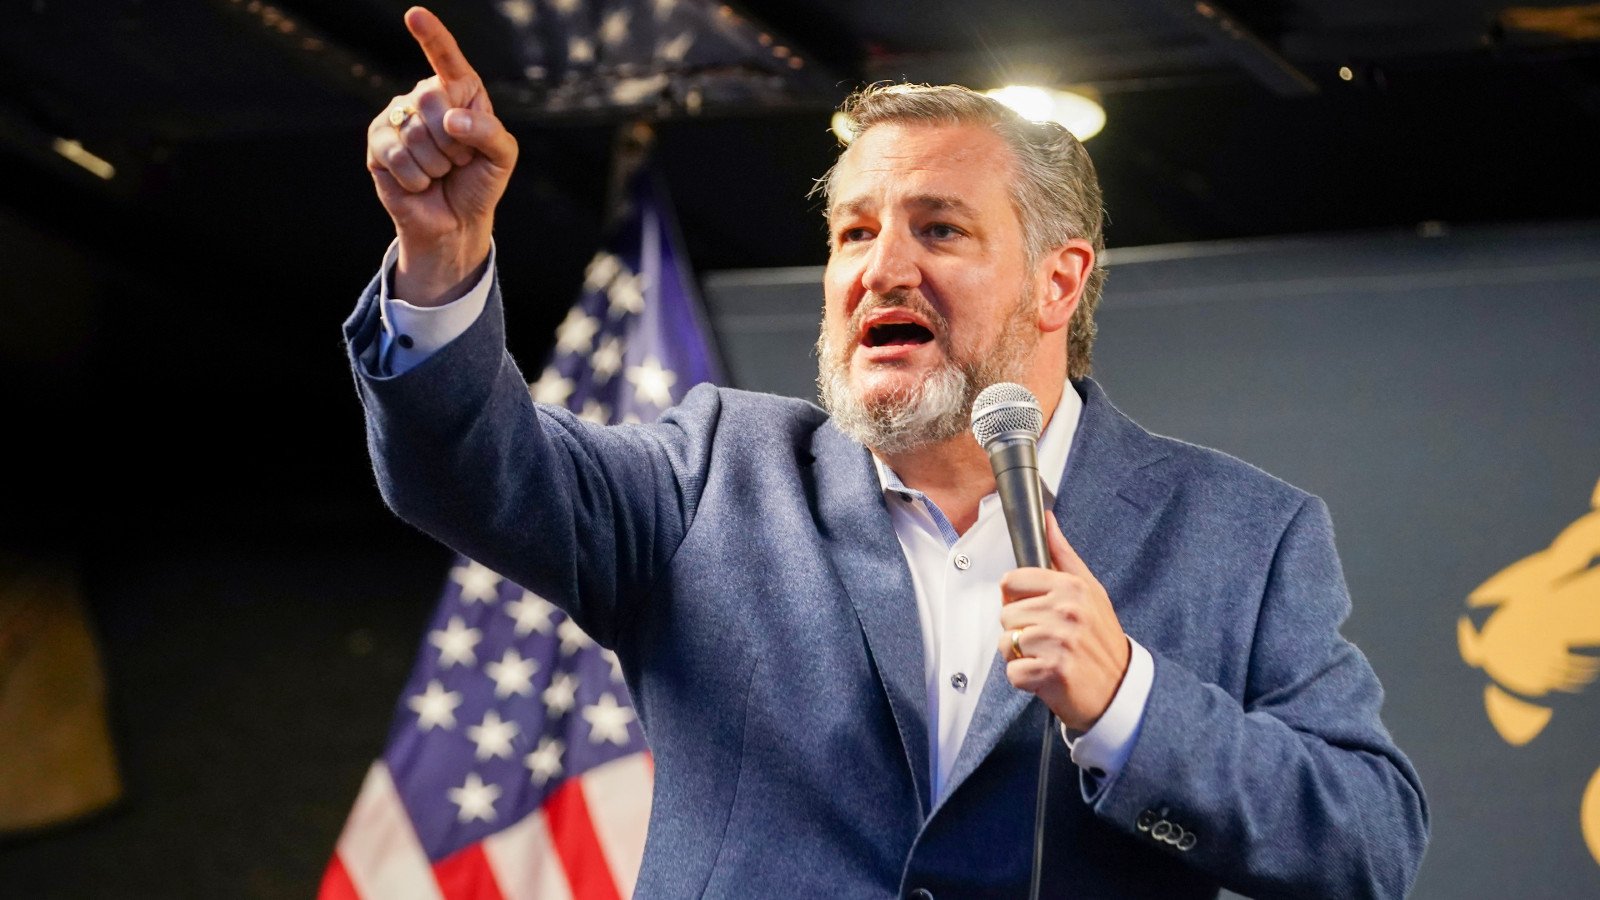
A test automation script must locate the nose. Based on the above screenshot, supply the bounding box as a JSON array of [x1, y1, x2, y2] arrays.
[[859, 228, 922, 298]]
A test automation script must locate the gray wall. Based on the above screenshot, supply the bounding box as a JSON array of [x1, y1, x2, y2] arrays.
[[701, 220, 1600, 898]]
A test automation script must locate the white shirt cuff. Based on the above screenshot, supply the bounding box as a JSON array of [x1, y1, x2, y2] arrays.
[[1059, 636, 1153, 781], [376, 239, 496, 376]]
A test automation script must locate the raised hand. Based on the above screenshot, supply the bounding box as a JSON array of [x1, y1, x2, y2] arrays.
[[365, 6, 518, 305]]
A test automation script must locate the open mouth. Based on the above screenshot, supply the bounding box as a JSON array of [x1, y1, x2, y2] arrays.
[[862, 321, 935, 348]]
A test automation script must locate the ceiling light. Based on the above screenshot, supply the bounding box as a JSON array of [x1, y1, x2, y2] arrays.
[[984, 85, 1105, 141], [51, 138, 115, 180], [830, 85, 1105, 146]]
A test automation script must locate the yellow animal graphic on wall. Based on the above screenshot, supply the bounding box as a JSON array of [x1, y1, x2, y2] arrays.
[[1458, 477, 1600, 867]]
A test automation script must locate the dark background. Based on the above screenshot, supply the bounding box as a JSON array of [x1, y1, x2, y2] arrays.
[[5, 0, 1599, 549], [1, 0, 1598, 895]]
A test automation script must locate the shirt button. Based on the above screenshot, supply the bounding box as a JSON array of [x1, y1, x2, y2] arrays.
[[397, 333, 415, 349], [950, 672, 967, 691], [953, 554, 971, 570]]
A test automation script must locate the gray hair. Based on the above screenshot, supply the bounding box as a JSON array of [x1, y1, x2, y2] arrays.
[[813, 83, 1107, 380]]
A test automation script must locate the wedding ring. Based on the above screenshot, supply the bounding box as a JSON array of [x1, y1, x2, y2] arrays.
[[1010, 628, 1027, 661], [389, 104, 419, 128]]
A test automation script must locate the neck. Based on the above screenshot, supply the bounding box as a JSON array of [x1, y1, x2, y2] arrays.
[[876, 376, 1065, 535], [878, 432, 993, 534]]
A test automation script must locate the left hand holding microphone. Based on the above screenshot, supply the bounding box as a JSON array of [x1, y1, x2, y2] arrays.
[[999, 514, 1132, 733]]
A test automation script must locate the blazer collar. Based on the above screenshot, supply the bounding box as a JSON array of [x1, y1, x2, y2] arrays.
[[936, 377, 1175, 810]]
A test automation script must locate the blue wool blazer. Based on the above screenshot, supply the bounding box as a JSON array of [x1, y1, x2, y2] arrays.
[[347, 279, 1428, 899]]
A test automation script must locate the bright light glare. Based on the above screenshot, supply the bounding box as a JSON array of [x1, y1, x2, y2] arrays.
[[52, 138, 116, 180], [830, 110, 856, 144], [987, 85, 1055, 121], [984, 85, 1106, 141]]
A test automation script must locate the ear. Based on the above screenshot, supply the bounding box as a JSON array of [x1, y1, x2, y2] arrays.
[[1035, 239, 1095, 334]]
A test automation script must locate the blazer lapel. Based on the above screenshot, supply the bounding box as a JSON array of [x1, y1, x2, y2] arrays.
[[936, 379, 1174, 809], [1054, 379, 1176, 586], [811, 422, 934, 817]]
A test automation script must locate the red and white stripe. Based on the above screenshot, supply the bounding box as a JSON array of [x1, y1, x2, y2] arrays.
[[321, 755, 653, 900]]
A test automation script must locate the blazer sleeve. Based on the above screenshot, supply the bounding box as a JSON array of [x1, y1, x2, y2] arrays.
[[1085, 495, 1430, 899], [344, 273, 713, 648]]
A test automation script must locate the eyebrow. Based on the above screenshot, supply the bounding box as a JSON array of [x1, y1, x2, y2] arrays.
[[829, 193, 979, 222]]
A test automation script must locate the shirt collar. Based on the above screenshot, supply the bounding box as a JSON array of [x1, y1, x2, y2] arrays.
[[872, 378, 1083, 505]]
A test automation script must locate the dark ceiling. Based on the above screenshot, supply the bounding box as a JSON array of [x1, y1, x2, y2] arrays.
[[3, 0, 1599, 545]]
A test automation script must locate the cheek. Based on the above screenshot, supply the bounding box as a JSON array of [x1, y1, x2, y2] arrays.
[[822, 284, 855, 338], [824, 253, 869, 310], [945, 309, 988, 353], [820, 305, 848, 348]]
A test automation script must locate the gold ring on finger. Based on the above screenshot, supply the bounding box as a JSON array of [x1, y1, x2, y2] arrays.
[[1010, 628, 1026, 661], [389, 104, 419, 128]]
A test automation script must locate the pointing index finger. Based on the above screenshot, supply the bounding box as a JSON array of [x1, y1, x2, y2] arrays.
[[405, 7, 480, 93]]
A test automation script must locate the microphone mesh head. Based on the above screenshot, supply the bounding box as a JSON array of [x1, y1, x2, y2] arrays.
[[971, 382, 1043, 447]]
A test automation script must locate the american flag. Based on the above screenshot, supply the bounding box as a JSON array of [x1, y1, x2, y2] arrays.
[[322, 167, 721, 899]]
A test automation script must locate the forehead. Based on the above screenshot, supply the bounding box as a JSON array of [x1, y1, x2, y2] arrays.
[[829, 121, 1017, 216]]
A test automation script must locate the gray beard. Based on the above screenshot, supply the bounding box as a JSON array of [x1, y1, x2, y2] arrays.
[[817, 351, 975, 455], [816, 291, 1037, 455]]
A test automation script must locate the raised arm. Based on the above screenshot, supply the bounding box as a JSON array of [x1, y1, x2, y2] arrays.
[[351, 9, 705, 647], [365, 6, 519, 306]]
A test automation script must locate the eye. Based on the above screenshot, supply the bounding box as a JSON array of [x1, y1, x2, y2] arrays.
[[837, 226, 873, 244], [924, 222, 963, 240]]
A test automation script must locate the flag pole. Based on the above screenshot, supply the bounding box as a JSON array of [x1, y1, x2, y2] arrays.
[[602, 121, 655, 234]]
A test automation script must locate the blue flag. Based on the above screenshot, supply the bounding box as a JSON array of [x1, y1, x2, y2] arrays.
[[325, 168, 721, 899]]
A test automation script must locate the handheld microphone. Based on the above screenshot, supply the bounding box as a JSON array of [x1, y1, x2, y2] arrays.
[[970, 382, 1049, 569], [972, 382, 1055, 900]]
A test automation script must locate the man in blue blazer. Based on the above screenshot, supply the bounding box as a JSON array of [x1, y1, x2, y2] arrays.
[[350, 9, 1427, 897]]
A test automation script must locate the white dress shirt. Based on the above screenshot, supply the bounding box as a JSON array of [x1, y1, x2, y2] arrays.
[[373, 247, 1153, 798], [873, 386, 1152, 799]]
